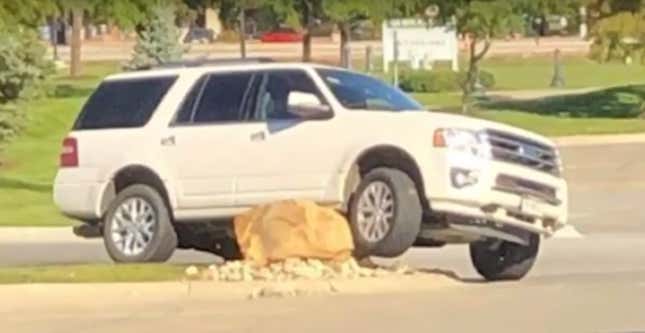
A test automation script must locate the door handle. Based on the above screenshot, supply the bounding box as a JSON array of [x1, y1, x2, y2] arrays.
[[161, 135, 176, 146], [250, 131, 266, 142]]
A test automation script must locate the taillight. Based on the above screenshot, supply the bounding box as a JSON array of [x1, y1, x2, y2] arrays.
[[60, 137, 78, 168]]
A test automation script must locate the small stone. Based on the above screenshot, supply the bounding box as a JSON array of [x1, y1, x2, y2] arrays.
[[373, 268, 390, 277], [185, 265, 199, 277], [291, 265, 324, 279], [252, 267, 274, 281], [250, 284, 297, 299], [358, 267, 375, 277]]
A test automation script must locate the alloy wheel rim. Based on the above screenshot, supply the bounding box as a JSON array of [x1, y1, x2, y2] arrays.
[[110, 197, 157, 256], [356, 181, 394, 243]]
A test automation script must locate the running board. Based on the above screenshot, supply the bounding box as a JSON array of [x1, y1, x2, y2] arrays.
[[449, 224, 529, 246], [418, 215, 532, 246]]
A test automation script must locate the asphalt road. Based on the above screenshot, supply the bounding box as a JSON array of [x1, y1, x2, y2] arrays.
[[2, 142, 645, 332]]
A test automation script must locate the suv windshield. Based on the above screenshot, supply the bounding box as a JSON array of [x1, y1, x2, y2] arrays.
[[316, 69, 423, 111]]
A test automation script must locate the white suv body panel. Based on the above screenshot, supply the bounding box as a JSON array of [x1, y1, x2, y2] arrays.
[[54, 63, 568, 237]]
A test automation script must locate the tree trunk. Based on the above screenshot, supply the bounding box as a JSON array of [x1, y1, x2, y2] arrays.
[[339, 23, 351, 68], [462, 36, 491, 113], [302, 0, 313, 62], [70, 8, 83, 78], [302, 31, 312, 62], [239, 9, 247, 58]]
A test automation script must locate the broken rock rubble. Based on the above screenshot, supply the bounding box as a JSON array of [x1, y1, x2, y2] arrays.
[[186, 258, 416, 282]]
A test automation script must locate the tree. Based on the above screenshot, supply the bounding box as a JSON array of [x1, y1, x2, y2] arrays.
[[585, 0, 645, 63], [267, 0, 324, 62], [323, 1, 369, 67], [128, 4, 186, 69]]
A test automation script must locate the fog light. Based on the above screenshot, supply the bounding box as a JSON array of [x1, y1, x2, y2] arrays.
[[451, 168, 479, 188]]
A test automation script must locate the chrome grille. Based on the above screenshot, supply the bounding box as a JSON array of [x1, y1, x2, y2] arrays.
[[484, 129, 560, 176]]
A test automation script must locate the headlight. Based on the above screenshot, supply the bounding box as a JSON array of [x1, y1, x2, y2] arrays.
[[433, 128, 489, 157]]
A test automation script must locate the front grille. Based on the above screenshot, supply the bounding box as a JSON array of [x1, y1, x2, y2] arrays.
[[495, 174, 560, 205], [484, 129, 560, 176]]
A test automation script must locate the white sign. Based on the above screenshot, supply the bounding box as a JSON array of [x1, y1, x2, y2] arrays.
[[382, 19, 459, 72]]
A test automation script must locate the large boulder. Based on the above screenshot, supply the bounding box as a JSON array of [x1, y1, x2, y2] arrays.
[[234, 200, 354, 266]]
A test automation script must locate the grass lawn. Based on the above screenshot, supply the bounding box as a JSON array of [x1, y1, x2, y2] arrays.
[[480, 55, 645, 90], [0, 62, 119, 227], [369, 54, 645, 91], [0, 264, 188, 284], [1, 57, 645, 227]]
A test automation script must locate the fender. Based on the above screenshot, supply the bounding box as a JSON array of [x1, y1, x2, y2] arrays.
[[96, 163, 179, 218], [335, 143, 426, 210]]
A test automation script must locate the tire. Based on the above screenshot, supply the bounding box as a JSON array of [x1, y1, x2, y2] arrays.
[[469, 233, 540, 281], [103, 184, 177, 263], [348, 167, 422, 258]]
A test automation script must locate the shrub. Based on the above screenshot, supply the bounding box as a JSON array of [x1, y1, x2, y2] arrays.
[[0, 27, 52, 103], [400, 69, 495, 93]]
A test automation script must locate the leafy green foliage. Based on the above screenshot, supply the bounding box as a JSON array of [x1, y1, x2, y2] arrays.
[[400, 69, 495, 93], [588, 5, 645, 63], [484, 84, 645, 118], [128, 5, 186, 69]]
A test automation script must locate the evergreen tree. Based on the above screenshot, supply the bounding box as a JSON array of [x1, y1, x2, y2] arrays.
[[128, 5, 185, 69]]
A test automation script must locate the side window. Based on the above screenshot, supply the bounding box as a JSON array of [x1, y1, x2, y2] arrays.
[[255, 70, 326, 121], [74, 76, 177, 130], [174, 76, 207, 124], [192, 72, 254, 123]]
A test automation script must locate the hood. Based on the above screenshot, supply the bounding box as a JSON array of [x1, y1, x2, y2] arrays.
[[399, 110, 556, 148]]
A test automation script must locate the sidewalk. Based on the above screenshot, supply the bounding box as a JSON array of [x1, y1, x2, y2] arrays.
[[0, 227, 85, 243]]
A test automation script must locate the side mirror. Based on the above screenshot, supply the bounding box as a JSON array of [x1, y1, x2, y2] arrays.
[[287, 91, 332, 120]]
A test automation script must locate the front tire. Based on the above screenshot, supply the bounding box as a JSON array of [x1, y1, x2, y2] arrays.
[[469, 233, 540, 281], [348, 168, 422, 258], [103, 184, 177, 263]]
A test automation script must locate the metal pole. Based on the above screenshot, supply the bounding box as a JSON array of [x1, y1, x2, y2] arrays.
[[393, 30, 399, 87], [52, 19, 59, 61], [365, 46, 372, 72], [239, 10, 247, 59]]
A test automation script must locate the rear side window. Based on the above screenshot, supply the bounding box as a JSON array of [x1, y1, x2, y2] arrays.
[[74, 76, 177, 130]]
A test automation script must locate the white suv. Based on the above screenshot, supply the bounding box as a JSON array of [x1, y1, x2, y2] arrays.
[[54, 60, 568, 280]]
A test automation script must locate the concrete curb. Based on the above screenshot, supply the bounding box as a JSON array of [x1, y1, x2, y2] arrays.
[[0, 227, 94, 244], [554, 133, 645, 147], [1, 275, 461, 305]]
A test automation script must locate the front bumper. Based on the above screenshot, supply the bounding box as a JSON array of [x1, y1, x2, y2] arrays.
[[424, 151, 568, 236]]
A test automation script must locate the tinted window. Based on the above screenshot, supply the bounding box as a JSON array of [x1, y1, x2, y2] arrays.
[[316, 69, 423, 111], [74, 76, 177, 130], [174, 76, 207, 124], [193, 72, 253, 123], [256, 70, 326, 120]]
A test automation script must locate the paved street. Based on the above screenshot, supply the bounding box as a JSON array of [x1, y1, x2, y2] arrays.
[[2, 141, 645, 332], [48, 36, 590, 62]]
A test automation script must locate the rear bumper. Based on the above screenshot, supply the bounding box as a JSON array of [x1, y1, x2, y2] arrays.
[[53, 168, 109, 221], [423, 151, 568, 236]]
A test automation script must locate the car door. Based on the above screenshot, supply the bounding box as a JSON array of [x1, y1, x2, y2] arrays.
[[162, 71, 265, 210], [234, 69, 344, 206]]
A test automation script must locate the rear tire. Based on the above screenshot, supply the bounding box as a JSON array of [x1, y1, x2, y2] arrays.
[[348, 168, 422, 258], [469, 233, 540, 281], [103, 184, 177, 263]]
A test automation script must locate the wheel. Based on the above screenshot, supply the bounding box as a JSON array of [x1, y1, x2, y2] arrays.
[[103, 184, 177, 263], [469, 233, 540, 281], [348, 167, 422, 258]]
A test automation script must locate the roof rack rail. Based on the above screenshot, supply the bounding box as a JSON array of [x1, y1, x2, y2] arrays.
[[153, 57, 275, 69]]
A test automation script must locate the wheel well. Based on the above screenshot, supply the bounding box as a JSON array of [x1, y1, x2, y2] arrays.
[[112, 166, 173, 218], [354, 146, 429, 210]]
